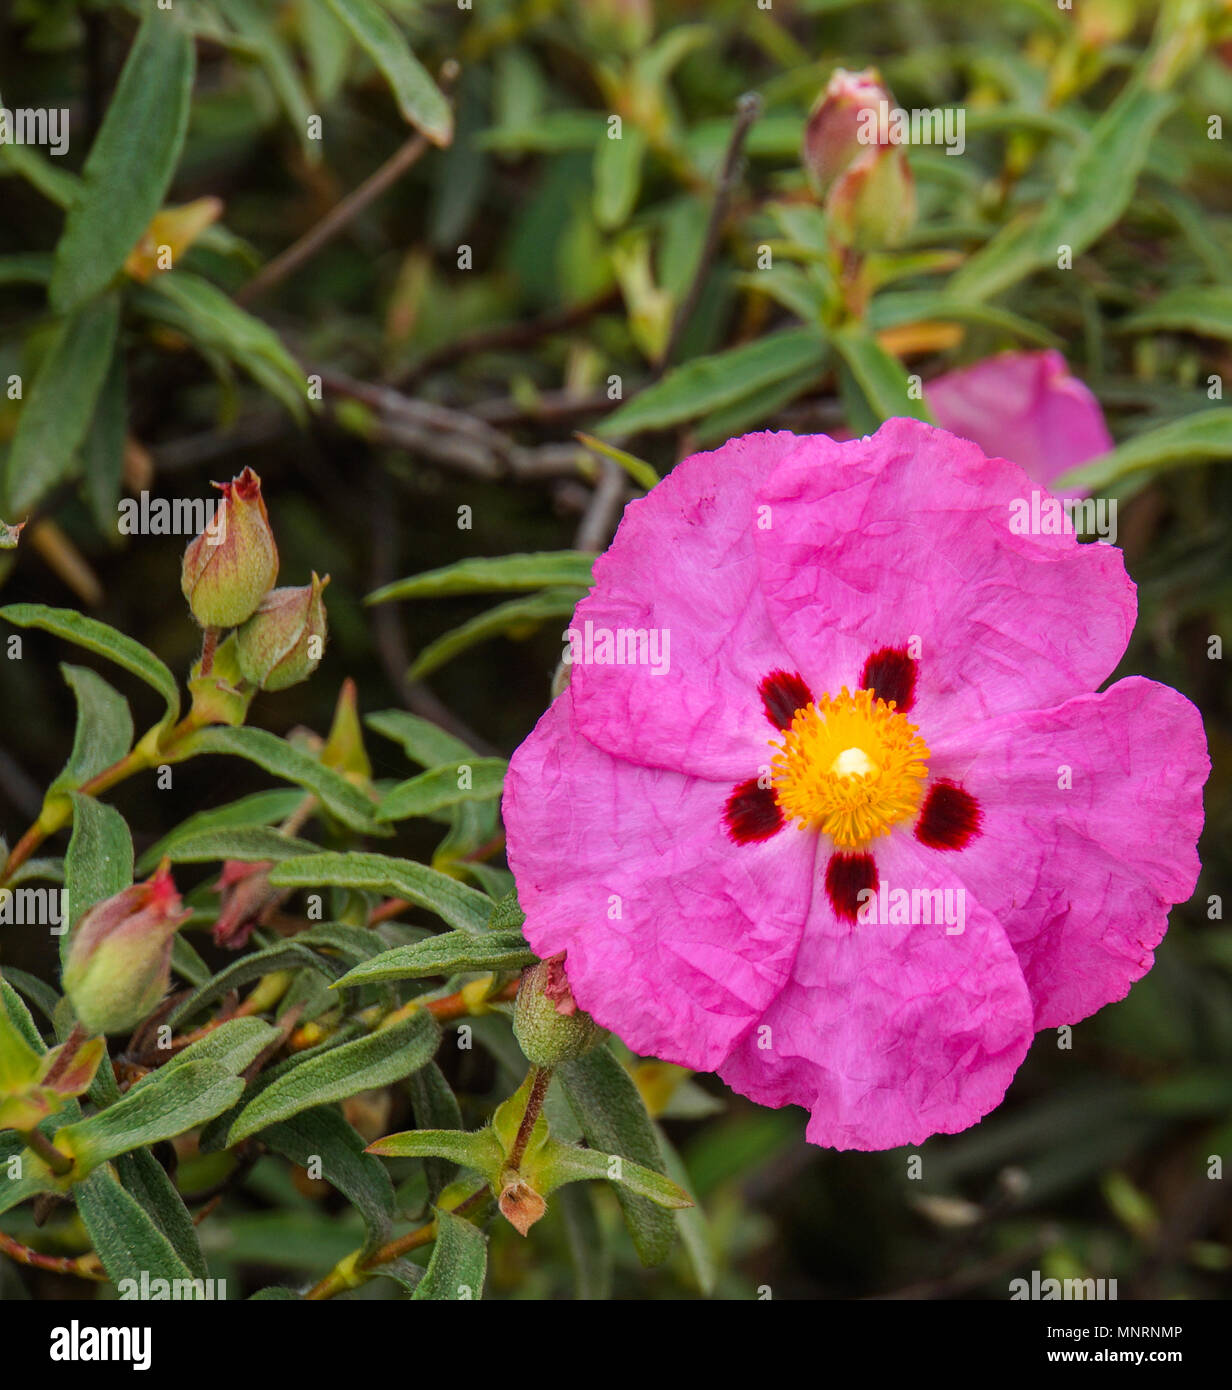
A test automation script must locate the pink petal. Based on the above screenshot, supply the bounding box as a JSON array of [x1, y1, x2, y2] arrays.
[[928, 676, 1209, 1029], [753, 419, 1136, 742], [926, 349, 1111, 496], [503, 690, 813, 1071], [568, 431, 803, 779], [718, 833, 1035, 1150]]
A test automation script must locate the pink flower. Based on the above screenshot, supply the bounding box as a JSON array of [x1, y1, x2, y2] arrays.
[[504, 422, 1208, 1150], [926, 350, 1112, 496]]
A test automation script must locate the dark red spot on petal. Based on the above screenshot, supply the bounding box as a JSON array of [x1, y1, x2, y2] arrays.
[[825, 852, 878, 924], [915, 780, 982, 850], [860, 646, 917, 712], [724, 778, 783, 844], [759, 669, 813, 730]]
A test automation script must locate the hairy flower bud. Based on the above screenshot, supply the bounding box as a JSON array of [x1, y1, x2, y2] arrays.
[[513, 955, 604, 1067], [181, 467, 279, 629], [62, 864, 190, 1035], [213, 859, 280, 949], [802, 67, 894, 197], [234, 573, 329, 691], [825, 145, 917, 251]]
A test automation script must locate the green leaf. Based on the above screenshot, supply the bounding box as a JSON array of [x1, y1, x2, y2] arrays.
[[829, 322, 934, 425], [0, 252, 53, 286], [268, 852, 491, 934], [334, 929, 535, 988], [49, 9, 195, 312], [167, 943, 336, 1027], [324, 0, 453, 145], [407, 590, 586, 681], [366, 551, 595, 604], [46, 666, 133, 803], [950, 84, 1174, 303], [82, 350, 128, 537], [377, 758, 507, 822], [55, 1060, 245, 1172], [137, 272, 308, 420], [159, 825, 318, 865], [136, 789, 303, 874], [5, 293, 121, 515], [598, 328, 828, 438], [228, 1010, 439, 1142], [0, 604, 181, 730], [162, 1016, 281, 1077], [558, 1184, 612, 1299], [176, 727, 383, 834], [575, 433, 661, 492], [658, 1125, 715, 1294], [411, 1208, 487, 1300], [263, 1106, 396, 1255], [1120, 285, 1232, 342], [367, 1125, 502, 1174], [538, 1139, 693, 1209], [868, 290, 1061, 347], [594, 125, 647, 230], [1054, 409, 1232, 494], [64, 794, 133, 958], [113, 1148, 207, 1280], [76, 1168, 198, 1291], [365, 710, 475, 768], [559, 1046, 676, 1266], [407, 1062, 464, 1200]]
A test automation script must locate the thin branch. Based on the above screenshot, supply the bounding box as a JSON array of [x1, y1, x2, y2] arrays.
[[574, 458, 628, 552], [659, 92, 762, 371], [236, 63, 459, 307]]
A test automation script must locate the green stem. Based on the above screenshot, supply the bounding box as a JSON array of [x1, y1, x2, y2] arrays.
[[19, 1127, 73, 1178]]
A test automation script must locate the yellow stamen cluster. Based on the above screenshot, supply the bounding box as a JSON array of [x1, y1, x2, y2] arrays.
[[771, 686, 929, 849]]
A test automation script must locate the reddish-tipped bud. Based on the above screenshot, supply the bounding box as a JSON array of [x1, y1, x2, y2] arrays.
[[181, 467, 279, 629], [513, 954, 604, 1067], [234, 573, 329, 691], [802, 67, 894, 197], [62, 864, 190, 1035], [825, 145, 917, 251], [213, 859, 279, 949]]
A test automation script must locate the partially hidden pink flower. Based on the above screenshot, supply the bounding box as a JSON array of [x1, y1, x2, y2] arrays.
[[503, 421, 1208, 1151], [213, 859, 279, 949], [926, 350, 1112, 497]]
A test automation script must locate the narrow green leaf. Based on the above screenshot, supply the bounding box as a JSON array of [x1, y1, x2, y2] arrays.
[[575, 433, 660, 492], [268, 852, 491, 934], [76, 1168, 198, 1291], [407, 1062, 464, 1201], [167, 943, 336, 1027], [82, 351, 128, 538], [228, 1010, 439, 1142], [64, 794, 133, 959], [367, 1125, 502, 1173], [598, 328, 827, 438], [177, 726, 383, 834], [6, 294, 120, 514], [161, 1017, 281, 1077], [412, 1209, 487, 1300], [408, 590, 586, 681], [263, 1106, 396, 1255], [868, 290, 1061, 346], [325, 0, 453, 145], [159, 825, 318, 865], [1054, 409, 1232, 494], [559, 1046, 675, 1266], [55, 1060, 245, 1171], [136, 789, 303, 874], [366, 551, 595, 604], [365, 709, 474, 768], [539, 1140, 692, 1209], [377, 758, 506, 822], [829, 322, 934, 425], [594, 125, 647, 230], [0, 604, 181, 729], [138, 272, 308, 420], [1120, 285, 1232, 342], [47, 666, 133, 802], [49, 9, 195, 311], [334, 929, 535, 988], [113, 1148, 207, 1280]]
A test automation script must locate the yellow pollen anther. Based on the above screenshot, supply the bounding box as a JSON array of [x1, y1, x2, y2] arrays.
[[771, 687, 930, 850]]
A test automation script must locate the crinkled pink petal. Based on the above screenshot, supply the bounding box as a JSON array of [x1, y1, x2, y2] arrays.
[[926, 349, 1111, 497], [753, 419, 1136, 741], [569, 431, 803, 780], [927, 676, 1208, 1030], [503, 689, 813, 1071], [718, 833, 1034, 1150]]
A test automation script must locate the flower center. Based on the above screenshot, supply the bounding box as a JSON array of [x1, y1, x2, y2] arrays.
[[771, 686, 930, 850]]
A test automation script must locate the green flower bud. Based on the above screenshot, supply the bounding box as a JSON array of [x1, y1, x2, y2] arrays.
[[825, 145, 917, 252], [181, 467, 279, 629], [802, 67, 894, 198], [234, 572, 329, 692], [513, 955, 604, 1067], [62, 863, 190, 1035]]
